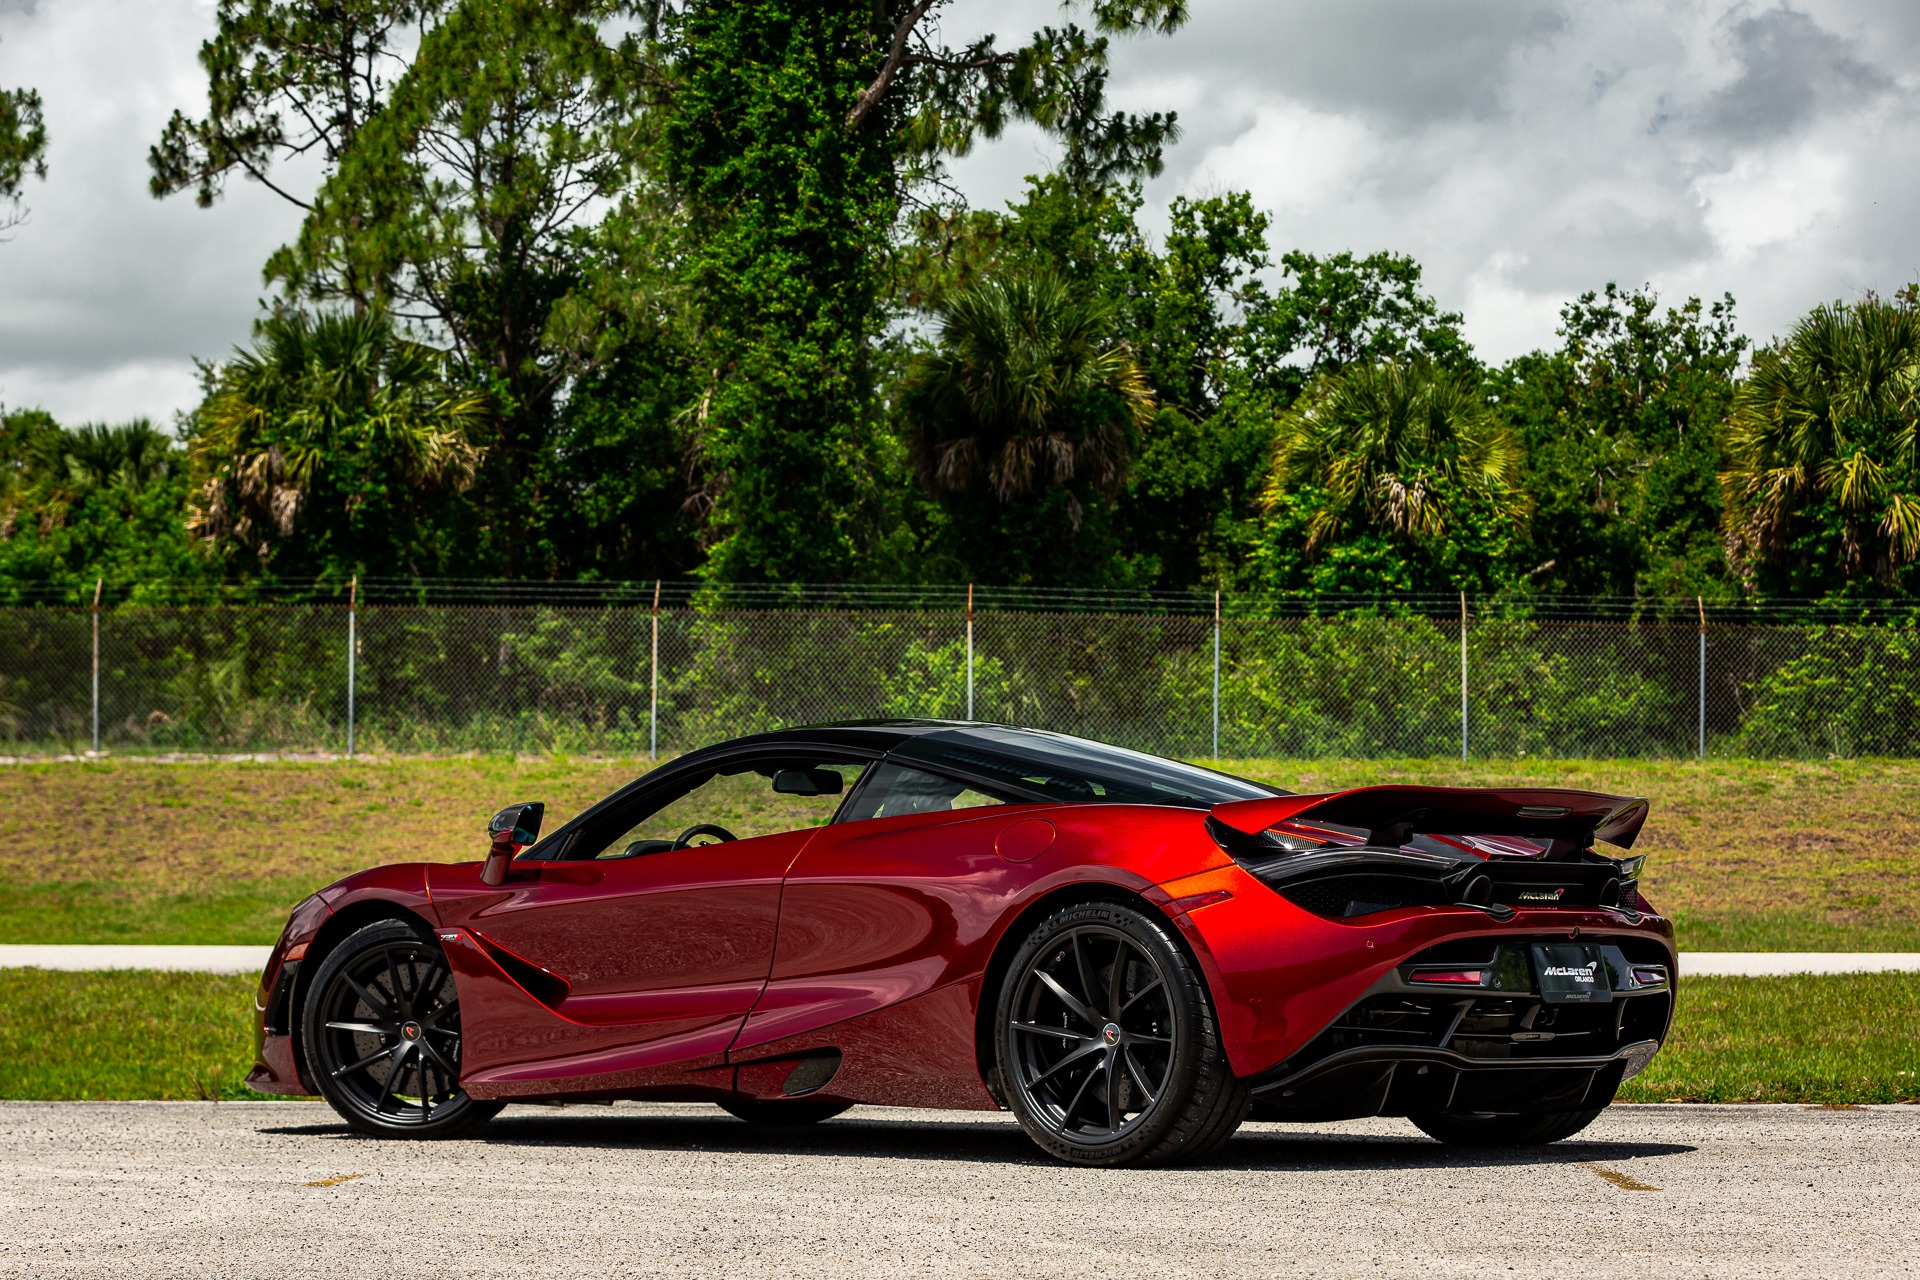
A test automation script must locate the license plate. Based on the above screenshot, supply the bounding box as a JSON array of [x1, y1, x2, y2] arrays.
[[1532, 943, 1612, 1004]]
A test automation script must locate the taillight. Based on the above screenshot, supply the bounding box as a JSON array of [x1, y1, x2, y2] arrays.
[[1409, 968, 1485, 985], [1630, 965, 1668, 987]]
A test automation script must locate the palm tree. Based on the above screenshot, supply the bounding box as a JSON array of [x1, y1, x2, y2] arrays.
[[1722, 298, 1920, 583], [24, 420, 176, 500], [189, 309, 485, 557], [2, 417, 180, 541], [903, 274, 1154, 530], [1263, 356, 1522, 548]]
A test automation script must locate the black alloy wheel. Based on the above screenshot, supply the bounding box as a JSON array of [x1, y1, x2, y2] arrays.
[[302, 920, 504, 1139], [995, 901, 1247, 1167]]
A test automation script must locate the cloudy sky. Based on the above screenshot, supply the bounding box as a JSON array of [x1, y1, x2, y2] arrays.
[[2, 0, 1917, 425]]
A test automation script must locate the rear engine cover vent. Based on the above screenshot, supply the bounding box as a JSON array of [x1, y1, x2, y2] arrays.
[[1279, 874, 1449, 919]]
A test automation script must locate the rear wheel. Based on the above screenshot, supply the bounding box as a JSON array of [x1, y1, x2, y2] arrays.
[[994, 901, 1247, 1167], [719, 1099, 852, 1126], [1410, 1104, 1608, 1147], [302, 919, 503, 1139]]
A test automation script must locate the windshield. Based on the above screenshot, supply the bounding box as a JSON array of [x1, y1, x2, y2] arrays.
[[890, 727, 1283, 809]]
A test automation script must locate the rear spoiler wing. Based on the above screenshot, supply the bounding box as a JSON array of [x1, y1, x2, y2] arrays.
[[1210, 785, 1650, 851]]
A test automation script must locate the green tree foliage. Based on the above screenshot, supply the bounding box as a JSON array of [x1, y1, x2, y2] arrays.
[[272, 0, 643, 574], [1722, 294, 1920, 596], [656, 4, 899, 584], [149, 0, 429, 206], [902, 180, 1477, 589], [902, 273, 1153, 582], [1248, 250, 1474, 398], [1495, 285, 1746, 598], [155, 0, 653, 577], [1255, 358, 1524, 594], [186, 309, 484, 580], [1, 35, 48, 232], [128, 0, 1920, 606], [0, 412, 206, 599], [1118, 224, 1480, 589], [655, 1, 1188, 582], [1111, 192, 1276, 586], [532, 334, 702, 581], [148, 0, 436, 303]]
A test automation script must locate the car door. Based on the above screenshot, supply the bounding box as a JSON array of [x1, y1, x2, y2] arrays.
[[736, 759, 1027, 1052], [429, 755, 866, 1077]]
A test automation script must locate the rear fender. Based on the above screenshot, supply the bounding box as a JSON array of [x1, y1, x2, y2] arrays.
[[1160, 862, 1679, 1078]]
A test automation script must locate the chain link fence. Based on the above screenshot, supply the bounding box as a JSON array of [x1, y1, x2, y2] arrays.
[[4, 590, 1919, 758]]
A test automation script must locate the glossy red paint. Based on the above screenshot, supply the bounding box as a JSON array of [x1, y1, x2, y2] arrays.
[[1155, 862, 1676, 1078], [733, 981, 998, 1111], [428, 827, 808, 1030], [245, 890, 334, 1095], [252, 733, 1677, 1120], [435, 926, 736, 1099], [994, 817, 1056, 863]]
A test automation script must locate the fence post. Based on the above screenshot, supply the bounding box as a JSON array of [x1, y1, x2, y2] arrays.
[[1212, 590, 1221, 759], [650, 579, 661, 761], [1697, 595, 1707, 760], [1459, 590, 1469, 762], [90, 577, 102, 754], [346, 576, 357, 758], [966, 583, 975, 721]]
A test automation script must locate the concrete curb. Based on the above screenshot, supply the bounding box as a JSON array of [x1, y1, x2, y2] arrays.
[[1679, 952, 1920, 976], [0, 945, 274, 974]]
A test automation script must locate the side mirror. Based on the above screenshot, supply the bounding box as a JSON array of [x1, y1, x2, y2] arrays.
[[771, 768, 843, 797], [482, 801, 544, 886]]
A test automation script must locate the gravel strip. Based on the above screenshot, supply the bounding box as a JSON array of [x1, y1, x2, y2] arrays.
[[1, 1101, 1914, 1278]]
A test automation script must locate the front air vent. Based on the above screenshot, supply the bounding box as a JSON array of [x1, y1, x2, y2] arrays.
[[472, 932, 571, 1007]]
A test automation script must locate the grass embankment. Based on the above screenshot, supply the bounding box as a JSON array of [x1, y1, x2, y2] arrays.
[[4, 969, 1912, 1105], [1617, 972, 1920, 1104], [1, 756, 1917, 948], [0, 970, 264, 1100], [0, 756, 641, 944]]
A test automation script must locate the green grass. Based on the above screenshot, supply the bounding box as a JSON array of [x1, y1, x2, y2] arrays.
[[3, 755, 1920, 948], [1663, 910, 1920, 953], [1620, 973, 1920, 1104], [0, 880, 327, 946], [0, 969, 272, 1101], [4, 969, 1913, 1105]]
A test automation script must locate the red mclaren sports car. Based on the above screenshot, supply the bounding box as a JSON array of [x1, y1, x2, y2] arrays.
[[249, 722, 1675, 1166]]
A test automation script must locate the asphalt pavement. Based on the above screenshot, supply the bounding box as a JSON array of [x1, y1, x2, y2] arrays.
[[1, 1101, 1914, 1278]]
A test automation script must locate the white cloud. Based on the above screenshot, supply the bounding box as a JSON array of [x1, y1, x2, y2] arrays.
[[2, 0, 1919, 424], [0, 0, 302, 423], [1696, 139, 1849, 260], [951, 0, 1920, 359], [0, 359, 201, 427]]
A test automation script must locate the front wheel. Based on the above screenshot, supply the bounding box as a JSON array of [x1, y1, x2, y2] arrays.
[[994, 900, 1247, 1167], [1410, 1105, 1608, 1147], [301, 919, 504, 1139]]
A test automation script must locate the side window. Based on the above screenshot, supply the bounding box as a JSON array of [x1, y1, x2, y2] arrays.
[[582, 760, 868, 859], [837, 761, 1010, 824]]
